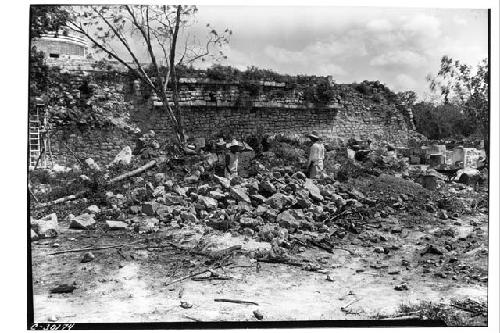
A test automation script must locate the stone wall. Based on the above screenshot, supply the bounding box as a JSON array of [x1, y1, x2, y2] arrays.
[[132, 78, 415, 146], [35, 59, 420, 167], [50, 126, 136, 166]]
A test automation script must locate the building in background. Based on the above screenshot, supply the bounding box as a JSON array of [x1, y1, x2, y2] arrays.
[[32, 31, 89, 59]]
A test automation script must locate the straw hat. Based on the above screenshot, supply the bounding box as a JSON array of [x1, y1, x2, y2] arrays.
[[307, 131, 321, 140], [215, 138, 226, 147], [227, 139, 243, 150]]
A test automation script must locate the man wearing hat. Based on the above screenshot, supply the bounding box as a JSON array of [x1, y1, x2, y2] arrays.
[[213, 138, 227, 176], [307, 131, 325, 179], [225, 139, 243, 179]]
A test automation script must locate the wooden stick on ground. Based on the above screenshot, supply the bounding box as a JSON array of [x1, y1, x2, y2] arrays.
[[108, 159, 157, 184], [35, 158, 161, 209], [164, 261, 233, 287], [257, 258, 303, 267], [35, 190, 88, 209], [214, 298, 259, 306], [48, 240, 143, 255], [341, 298, 360, 312]]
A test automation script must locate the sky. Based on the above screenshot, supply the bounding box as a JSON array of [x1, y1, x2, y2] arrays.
[[188, 6, 488, 99], [83, 5, 488, 100]]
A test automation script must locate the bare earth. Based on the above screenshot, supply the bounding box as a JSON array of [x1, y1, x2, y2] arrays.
[[31, 213, 488, 324]]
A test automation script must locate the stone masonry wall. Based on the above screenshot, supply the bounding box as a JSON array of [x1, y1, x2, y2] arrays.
[[132, 78, 413, 146], [50, 126, 136, 167], [36, 59, 418, 167]]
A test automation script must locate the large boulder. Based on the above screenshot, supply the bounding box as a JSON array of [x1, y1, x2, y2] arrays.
[[153, 186, 166, 198], [31, 213, 59, 238], [304, 179, 323, 201], [265, 193, 293, 210], [276, 210, 301, 232], [239, 216, 261, 230], [208, 190, 225, 200], [172, 185, 188, 197], [213, 175, 230, 189], [110, 146, 132, 166], [180, 211, 198, 223], [142, 201, 160, 216], [259, 180, 277, 196], [69, 213, 96, 230], [230, 187, 251, 203], [198, 195, 218, 211]]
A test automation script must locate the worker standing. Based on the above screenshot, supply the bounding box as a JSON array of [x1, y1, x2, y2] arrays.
[[214, 138, 227, 176], [307, 131, 325, 179], [225, 139, 243, 179]]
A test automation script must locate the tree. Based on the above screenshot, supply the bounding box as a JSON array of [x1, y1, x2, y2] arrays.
[[413, 102, 475, 140], [30, 6, 70, 38], [396, 90, 417, 107], [426, 55, 489, 141], [65, 5, 231, 146]]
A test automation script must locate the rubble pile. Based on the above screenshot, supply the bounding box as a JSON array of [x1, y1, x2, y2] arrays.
[[30, 140, 486, 265]]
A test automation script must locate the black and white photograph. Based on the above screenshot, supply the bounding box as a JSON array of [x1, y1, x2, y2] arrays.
[[15, 0, 499, 330]]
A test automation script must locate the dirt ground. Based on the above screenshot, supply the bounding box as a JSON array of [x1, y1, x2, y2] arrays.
[[31, 212, 488, 324]]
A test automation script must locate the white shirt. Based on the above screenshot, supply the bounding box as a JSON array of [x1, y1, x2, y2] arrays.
[[227, 152, 239, 173], [308, 142, 325, 164]]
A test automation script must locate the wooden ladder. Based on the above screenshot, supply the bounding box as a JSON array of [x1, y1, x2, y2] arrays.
[[29, 113, 41, 168]]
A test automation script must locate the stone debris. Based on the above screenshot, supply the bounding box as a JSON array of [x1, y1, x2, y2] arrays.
[[29, 131, 489, 323], [69, 213, 96, 230], [86, 205, 100, 214], [81, 251, 96, 263], [105, 220, 128, 230], [31, 213, 59, 238], [110, 146, 132, 166], [253, 310, 264, 320], [84, 158, 101, 171]]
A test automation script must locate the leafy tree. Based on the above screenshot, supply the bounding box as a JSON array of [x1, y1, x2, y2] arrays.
[[426, 56, 489, 141], [413, 102, 475, 140], [65, 5, 231, 146], [396, 90, 417, 106], [30, 6, 70, 38]]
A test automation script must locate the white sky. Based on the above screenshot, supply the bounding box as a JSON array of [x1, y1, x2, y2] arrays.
[[79, 5, 488, 99], [191, 6, 488, 98]]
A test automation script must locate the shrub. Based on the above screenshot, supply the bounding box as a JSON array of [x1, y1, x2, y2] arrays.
[[302, 79, 334, 105], [241, 66, 288, 82], [206, 64, 241, 81], [271, 142, 306, 166], [240, 81, 260, 97], [354, 83, 371, 95]]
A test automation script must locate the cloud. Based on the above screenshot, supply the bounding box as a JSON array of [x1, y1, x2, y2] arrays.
[[369, 50, 427, 67], [262, 39, 360, 76], [366, 19, 393, 32], [192, 7, 486, 97], [395, 73, 417, 90], [453, 15, 468, 25], [402, 14, 441, 37]]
